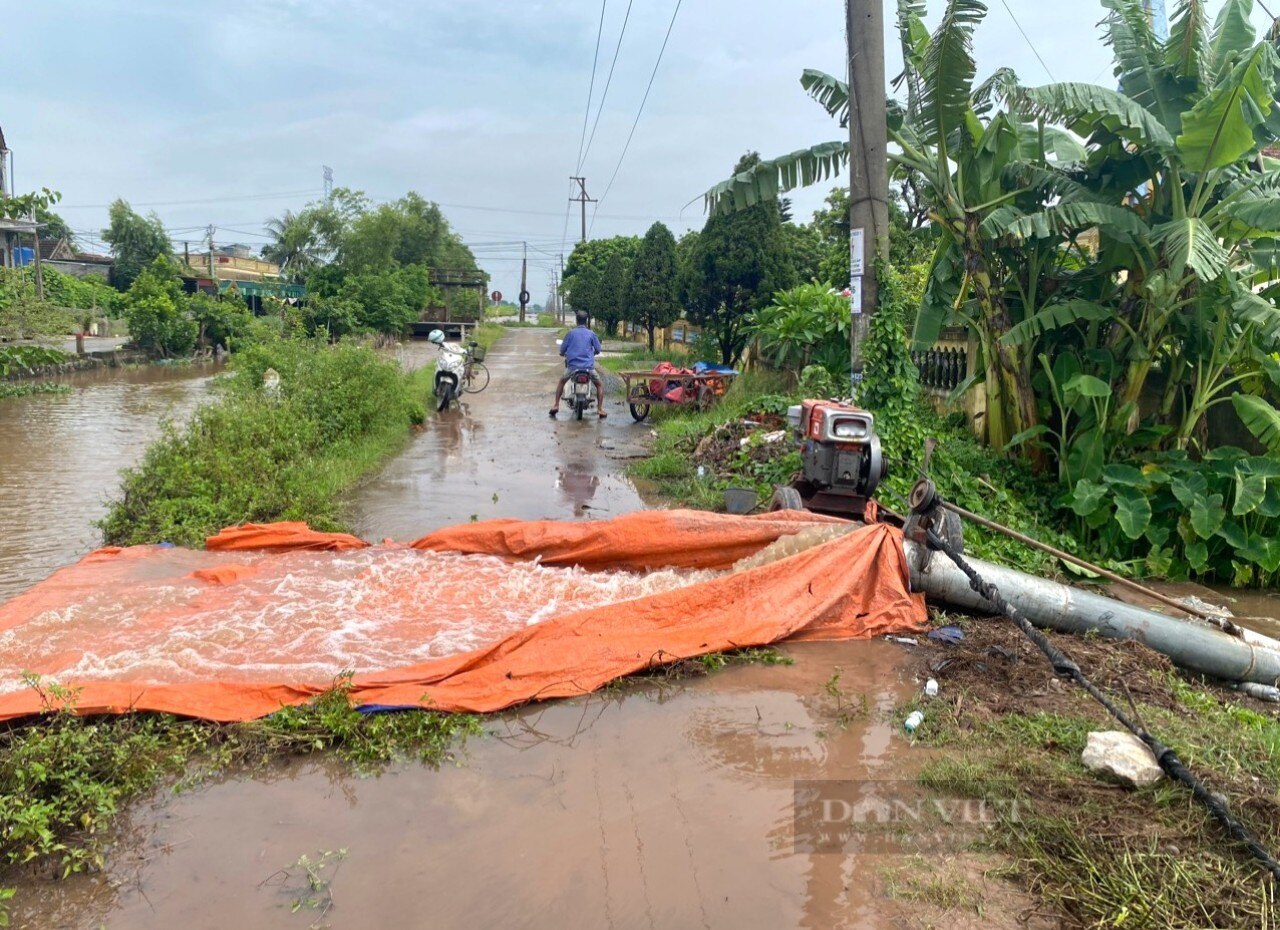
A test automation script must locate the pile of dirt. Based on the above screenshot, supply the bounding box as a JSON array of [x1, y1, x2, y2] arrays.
[[691, 413, 791, 477], [911, 617, 1280, 723]]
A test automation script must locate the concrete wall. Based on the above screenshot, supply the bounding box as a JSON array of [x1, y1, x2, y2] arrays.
[[46, 260, 110, 280]]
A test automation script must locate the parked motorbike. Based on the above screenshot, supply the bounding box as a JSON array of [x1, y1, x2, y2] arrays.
[[562, 368, 596, 420], [430, 330, 489, 412], [434, 345, 467, 412]]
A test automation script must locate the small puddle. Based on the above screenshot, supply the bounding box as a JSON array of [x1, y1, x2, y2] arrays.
[[10, 641, 924, 929], [1109, 580, 1280, 640]]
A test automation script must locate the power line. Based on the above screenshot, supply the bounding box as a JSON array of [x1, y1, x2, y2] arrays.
[[579, 0, 637, 172], [57, 189, 323, 210], [591, 0, 685, 233], [998, 0, 1055, 81], [576, 0, 610, 174]]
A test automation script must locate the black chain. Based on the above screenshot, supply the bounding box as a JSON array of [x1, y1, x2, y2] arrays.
[[923, 524, 1280, 882]]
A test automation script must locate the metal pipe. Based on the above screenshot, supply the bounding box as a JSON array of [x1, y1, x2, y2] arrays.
[[905, 540, 1280, 687], [938, 499, 1245, 636]]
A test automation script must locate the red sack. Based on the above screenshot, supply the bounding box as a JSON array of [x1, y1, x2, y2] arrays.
[[650, 362, 692, 398]]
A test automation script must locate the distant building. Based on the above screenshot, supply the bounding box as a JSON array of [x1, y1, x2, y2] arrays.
[[182, 246, 303, 311], [188, 244, 282, 284], [0, 217, 39, 269], [41, 237, 112, 279]]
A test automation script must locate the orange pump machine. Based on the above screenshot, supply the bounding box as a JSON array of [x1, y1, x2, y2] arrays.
[[772, 400, 886, 518]]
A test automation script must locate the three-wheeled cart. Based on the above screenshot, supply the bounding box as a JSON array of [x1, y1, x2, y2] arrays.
[[619, 369, 738, 421]]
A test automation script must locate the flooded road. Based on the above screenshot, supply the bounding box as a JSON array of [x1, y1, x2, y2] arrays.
[[11, 641, 958, 930], [0, 363, 217, 603], [352, 327, 650, 538], [4, 329, 1059, 928]]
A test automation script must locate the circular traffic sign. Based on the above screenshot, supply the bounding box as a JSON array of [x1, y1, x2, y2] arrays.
[[491, 290, 502, 303]]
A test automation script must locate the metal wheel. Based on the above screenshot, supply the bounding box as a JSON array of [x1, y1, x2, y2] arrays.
[[463, 361, 490, 394], [769, 485, 805, 512], [628, 385, 651, 422], [696, 384, 714, 412]]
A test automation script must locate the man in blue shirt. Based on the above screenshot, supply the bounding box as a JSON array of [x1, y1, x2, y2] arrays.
[[550, 311, 606, 418]]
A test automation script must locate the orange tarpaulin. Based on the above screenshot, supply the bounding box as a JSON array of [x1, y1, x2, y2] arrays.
[[0, 512, 925, 722]]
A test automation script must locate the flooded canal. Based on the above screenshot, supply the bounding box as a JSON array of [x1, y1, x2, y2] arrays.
[[0, 363, 218, 603]]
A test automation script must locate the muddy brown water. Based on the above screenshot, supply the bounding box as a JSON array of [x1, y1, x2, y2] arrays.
[[0, 363, 218, 604], [10, 642, 943, 930], [1108, 580, 1280, 639]]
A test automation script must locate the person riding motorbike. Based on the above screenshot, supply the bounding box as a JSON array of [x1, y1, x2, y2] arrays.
[[550, 311, 606, 419]]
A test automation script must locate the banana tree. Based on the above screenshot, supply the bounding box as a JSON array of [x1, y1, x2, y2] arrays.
[[705, 0, 1084, 452], [1006, 0, 1280, 451]]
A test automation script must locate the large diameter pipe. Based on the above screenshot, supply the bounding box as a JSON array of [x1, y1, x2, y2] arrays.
[[904, 540, 1280, 687]]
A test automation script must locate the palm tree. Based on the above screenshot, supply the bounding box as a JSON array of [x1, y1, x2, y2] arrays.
[[263, 209, 323, 283]]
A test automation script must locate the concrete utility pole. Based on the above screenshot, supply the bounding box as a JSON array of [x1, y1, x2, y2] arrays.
[[323, 165, 334, 202], [559, 253, 566, 322], [519, 241, 529, 323], [846, 0, 889, 398], [570, 177, 596, 243], [206, 224, 217, 278]]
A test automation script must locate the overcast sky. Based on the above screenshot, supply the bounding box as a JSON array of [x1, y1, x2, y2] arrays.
[[5, 1, 1274, 297]]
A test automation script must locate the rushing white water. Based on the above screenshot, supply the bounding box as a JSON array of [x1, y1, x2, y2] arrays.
[[0, 548, 713, 692]]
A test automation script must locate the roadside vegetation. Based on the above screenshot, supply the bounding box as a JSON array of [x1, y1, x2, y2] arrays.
[[100, 323, 502, 548], [695, 0, 1280, 589], [898, 618, 1280, 929]]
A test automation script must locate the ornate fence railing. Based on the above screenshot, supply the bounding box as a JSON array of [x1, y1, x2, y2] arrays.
[[911, 345, 968, 394]]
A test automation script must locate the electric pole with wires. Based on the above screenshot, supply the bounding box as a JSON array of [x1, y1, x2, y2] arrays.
[[846, 0, 889, 399], [519, 241, 529, 324], [570, 177, 596, 243]]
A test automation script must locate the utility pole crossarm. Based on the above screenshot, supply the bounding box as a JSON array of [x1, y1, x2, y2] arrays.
[[569, 176, 596, 244]]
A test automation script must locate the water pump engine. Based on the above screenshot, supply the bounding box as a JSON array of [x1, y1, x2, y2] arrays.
[[770, 400, 886, 519]]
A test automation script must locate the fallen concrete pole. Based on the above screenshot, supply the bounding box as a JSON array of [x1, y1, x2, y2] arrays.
[[903, 540, 1280, 687]]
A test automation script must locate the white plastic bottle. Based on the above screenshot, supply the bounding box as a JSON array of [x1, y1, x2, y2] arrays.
[[904, 710, 924, 733], [924, 679, 938, 697]]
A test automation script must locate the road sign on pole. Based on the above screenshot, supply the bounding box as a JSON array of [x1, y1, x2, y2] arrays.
[[491, 290, 502, 303]]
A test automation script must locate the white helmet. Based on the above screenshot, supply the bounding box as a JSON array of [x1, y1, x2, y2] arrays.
[[428, 329, 445, 345]]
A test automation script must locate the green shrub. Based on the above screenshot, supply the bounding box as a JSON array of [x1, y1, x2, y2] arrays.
[[190, 291, 254, 350], [100, 339, 424, 546], [0, 346, 67, 377], [123, 258, 197, 357], [749, 281, 850, 376], [1066, 449, 1280, 586]]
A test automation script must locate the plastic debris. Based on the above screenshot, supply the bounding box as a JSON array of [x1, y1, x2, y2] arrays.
[[904, 710, 924, 733], [885, 635, 919, 646], [1237, 682, 1280, 702], [924, 678, 938, 697], [928, 626, 965, 644]]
